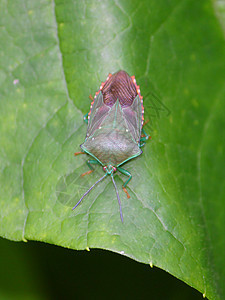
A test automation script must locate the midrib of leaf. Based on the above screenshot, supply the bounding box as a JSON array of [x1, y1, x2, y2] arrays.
[[52, 0, 77, 109]]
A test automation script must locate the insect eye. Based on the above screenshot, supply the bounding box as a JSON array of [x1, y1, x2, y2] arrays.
[[103, 166, 107, 171], [113, 167, 117, 172]]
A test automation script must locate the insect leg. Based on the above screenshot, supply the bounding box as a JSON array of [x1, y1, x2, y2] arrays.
[[142, 120, 149, 127], [140, 127, 151, 147], [74, 151, 86, 156], [83, 113, 89, 124], [117, 167, 132, 199], [89, 94, 94, 101], [141, 128, 149, 139], [72, 173, 107, 210], [81, 160, 100, 177]]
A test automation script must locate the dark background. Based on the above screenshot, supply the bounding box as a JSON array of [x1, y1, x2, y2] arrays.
[[0, 237, 204, 300]]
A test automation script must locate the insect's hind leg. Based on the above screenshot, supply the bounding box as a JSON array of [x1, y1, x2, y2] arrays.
[[74, 151, 86, 156], [117, 167, 132, 199], [81, 159, 101, 177]]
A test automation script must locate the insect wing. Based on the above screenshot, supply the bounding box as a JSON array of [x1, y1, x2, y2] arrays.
[[86, 92, 111, 138], [122, 94, 142, 143], [82, 100, 142, 166]]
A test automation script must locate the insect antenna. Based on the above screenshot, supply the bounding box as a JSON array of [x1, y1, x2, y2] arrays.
[[72, 173, 107, 210], [111, 174, 124, 223]]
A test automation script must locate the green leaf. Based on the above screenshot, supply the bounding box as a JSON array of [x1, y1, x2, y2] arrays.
[[0, 1, 224, 299]]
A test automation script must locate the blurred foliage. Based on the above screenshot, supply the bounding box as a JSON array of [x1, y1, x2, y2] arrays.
[[0, 238, 204, 300]]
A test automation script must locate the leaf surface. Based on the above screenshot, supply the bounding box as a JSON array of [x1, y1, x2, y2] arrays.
[[0, 1, 224, 299]]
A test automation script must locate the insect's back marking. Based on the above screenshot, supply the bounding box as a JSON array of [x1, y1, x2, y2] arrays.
[[102, 70, 137, 107]]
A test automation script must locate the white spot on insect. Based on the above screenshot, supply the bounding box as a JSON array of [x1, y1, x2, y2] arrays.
[[99, 126, 102, 129], [100, 85, 102, 90], [137, 89, 140, 94], [126, 129, 128, 132], [13, 79, 19, 85], [92, 137, 95, 140], [133, 78, 136, 84]]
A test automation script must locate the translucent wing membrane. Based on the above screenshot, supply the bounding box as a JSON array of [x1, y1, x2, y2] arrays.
[[82, 100, 142, 166], [86, 92, 110, 138], [123, 95, 142, 143]]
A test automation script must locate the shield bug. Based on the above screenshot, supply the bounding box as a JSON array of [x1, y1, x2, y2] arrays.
[[73, 70, 149, 222]]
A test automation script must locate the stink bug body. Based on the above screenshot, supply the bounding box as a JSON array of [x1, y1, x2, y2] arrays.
[[73, 70, 149, 222]]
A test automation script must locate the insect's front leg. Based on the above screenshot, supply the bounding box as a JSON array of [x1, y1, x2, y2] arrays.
[[117, 167, 132, 199], [83, 113, 89, 124], [81, 159, 101, 177]]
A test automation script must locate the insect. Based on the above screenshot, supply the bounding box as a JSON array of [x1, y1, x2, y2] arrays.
[[73, 70, 149, 222]]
